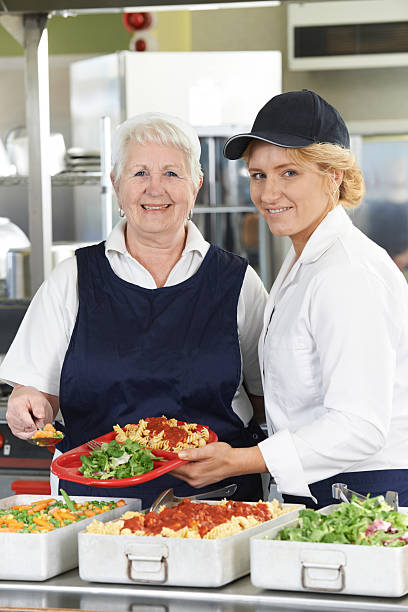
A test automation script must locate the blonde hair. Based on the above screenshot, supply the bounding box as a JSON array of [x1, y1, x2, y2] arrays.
[[244, 141, 365, 209]]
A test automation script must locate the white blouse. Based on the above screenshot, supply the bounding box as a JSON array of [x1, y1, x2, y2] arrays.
[[258, 205, 408, 499]]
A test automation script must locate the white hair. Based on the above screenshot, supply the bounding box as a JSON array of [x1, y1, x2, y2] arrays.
[[111, 113, 203, 190]]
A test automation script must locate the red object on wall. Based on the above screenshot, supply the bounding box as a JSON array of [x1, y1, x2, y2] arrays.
[[123, 12, 153, 32], [135, 39, 147, 52], [129, 32, 158, 52], [11, 480, 51, 495], [0, 432, 4, 450]]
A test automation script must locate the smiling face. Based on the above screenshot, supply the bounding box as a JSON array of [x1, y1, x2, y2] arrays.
[[113, 140, 199, 247], [248, 142, 338, 256]]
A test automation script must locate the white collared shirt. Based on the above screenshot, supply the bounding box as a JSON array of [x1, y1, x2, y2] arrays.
[[0, 220, 267, 426], [258, 205, 408, 499]]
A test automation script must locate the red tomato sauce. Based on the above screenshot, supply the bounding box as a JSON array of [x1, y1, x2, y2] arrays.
[[122, 515, 144, 532], [145, 417, 189, 449], [122, 499, 273, 538]]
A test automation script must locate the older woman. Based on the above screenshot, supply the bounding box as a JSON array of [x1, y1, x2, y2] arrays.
[[175, 90, 408, 508], [0, 112, 267, 506]]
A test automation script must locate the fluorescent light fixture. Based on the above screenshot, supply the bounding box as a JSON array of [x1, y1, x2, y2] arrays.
[[50, 1, 279, 16], [122, 1, 280, 10]]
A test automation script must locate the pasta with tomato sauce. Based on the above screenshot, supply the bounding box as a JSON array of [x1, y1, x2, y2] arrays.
[[113, 416, 210, 452], [85, 498, 294, 539]]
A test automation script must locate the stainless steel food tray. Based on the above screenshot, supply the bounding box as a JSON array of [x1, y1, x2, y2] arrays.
[[0, 494, 141, 581], [78, 501, 304, 587], [250, 504, 408, 597]]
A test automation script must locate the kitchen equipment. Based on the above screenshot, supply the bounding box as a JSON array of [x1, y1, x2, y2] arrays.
[[0, 494, 141, 581], [6, 127, 66, 176], [386, 491, 400, 511], [6, 242, 96, 299], [11, 480, 51, 494], [0, 218, 30, 298], [331, 482, 366, 503], [86, 439, 101, 450], [65, 147, 100, 172], [0, 137, 15, 177], [332, 482, 399, 511], [250, 504, 408, 597], [78, 500, 303, 587], [6, 247, 30, 299], [149, 483, 237, 512], [27, 434, 65, 448]]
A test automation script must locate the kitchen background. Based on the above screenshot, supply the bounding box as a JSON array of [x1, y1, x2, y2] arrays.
[[1, 2, 408, 279], [0, 0, 408, 496]]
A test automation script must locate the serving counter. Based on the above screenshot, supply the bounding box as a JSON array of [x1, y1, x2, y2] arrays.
[[1, 570, 408, 612]]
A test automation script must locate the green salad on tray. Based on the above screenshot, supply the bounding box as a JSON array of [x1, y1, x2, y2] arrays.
[[79, 439, 163, 480], [275, 496, 408, 547]]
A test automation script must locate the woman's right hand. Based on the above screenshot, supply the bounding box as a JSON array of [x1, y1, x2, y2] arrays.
[[6, 385, 55, 439]]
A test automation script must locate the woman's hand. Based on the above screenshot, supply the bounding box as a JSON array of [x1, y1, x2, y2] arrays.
[[172, 442, 267, 489], [6, 385, 57, 439]]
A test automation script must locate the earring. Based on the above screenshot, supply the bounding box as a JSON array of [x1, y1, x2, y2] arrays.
[[332, 186, 340, 202], [119, 207, 125, 218], [186, 209, 193, 221]]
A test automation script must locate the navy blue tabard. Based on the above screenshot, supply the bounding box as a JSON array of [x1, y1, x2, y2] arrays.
[[283, 469, 408, 509], [57, 242, 265, 506]]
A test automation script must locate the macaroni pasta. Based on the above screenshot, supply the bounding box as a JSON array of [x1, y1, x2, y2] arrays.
[[85, 498, 294, 539], [113, 416, 210, 452]]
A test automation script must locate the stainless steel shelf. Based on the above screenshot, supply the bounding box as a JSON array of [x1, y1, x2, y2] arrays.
[[0, 172, 101, 187], [0, 299, 31, 306], [0, 569, 405, 612]]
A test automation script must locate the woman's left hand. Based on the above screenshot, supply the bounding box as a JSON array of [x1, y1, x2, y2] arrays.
[[172, 442, 267, 489]]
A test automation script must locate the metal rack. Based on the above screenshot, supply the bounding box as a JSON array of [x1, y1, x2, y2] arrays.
[[0, 171, 102, 187], [193, 129, 272, 285], [0, 12, 113, 296]]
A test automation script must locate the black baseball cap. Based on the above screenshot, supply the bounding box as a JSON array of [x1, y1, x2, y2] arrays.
[[223, 89, 350, 160]]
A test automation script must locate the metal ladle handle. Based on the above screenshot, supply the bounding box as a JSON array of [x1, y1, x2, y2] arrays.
[[186, 483, 237, 502], [332, 482, 399, 511]]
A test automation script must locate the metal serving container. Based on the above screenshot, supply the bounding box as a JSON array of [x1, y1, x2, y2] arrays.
[[0, 494, 141, 581], [78, 501, 303, 588], [250, 504, 408, 597]]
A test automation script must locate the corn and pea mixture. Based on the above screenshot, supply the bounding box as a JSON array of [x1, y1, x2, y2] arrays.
[[0, 496, 126, 533]]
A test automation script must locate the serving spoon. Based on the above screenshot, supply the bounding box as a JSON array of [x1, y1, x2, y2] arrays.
[[26, 433, 65, 447], [149, 483, 237, 513]]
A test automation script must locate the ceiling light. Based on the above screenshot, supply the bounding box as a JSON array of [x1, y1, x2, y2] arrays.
[[51, 1, 280, 14], [130, 1, 280, 8]]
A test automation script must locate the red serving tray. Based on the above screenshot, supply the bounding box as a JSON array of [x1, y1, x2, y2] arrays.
[[51, 424, 217, 488]]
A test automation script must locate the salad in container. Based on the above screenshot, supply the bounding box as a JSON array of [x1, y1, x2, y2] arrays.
[[250, 496, 408, 597]]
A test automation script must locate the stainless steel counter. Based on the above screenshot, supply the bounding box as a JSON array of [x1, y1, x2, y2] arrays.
[[1, 570, 408, 612]]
